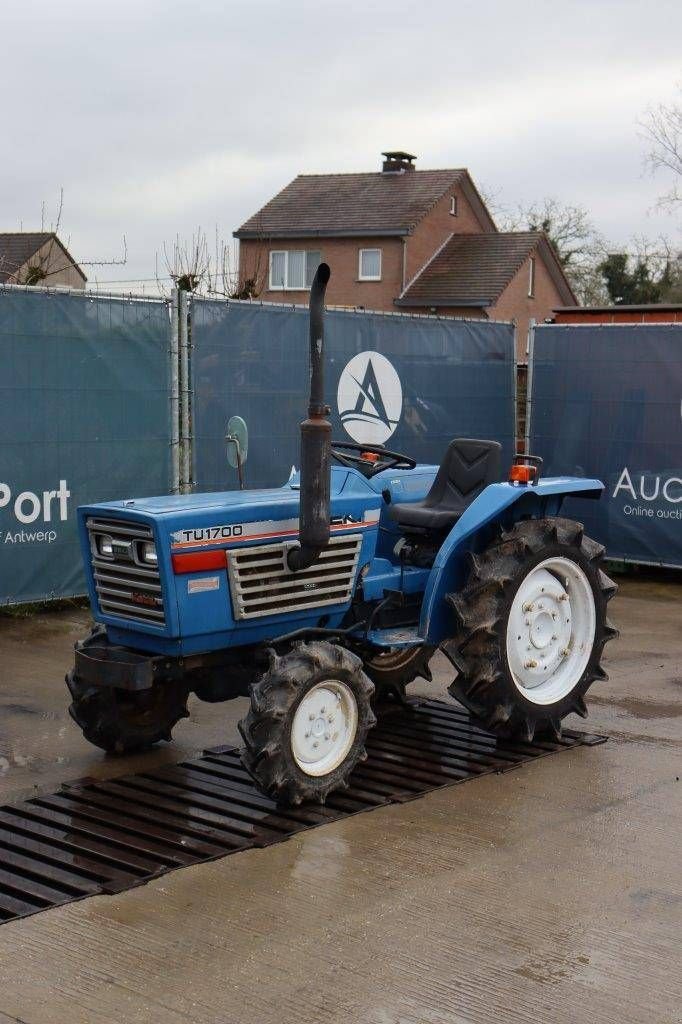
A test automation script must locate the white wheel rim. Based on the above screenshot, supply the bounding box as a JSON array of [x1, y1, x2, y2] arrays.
[[505, 556, 596, 706], [291, 680, 359, 777]]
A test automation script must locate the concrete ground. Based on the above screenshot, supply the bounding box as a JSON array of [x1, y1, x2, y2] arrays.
[[0, 573, 680, 1024]]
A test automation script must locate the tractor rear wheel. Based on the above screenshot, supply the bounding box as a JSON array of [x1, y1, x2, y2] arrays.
[[364, 645, 435, 703], [67, 672, 190, 754], [239, 641, 376, 805], [444, 517, 618, 741]]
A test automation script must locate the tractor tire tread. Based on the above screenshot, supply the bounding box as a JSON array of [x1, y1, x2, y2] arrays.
[[443, 517, 618, 742], [66, 658, 189, 755], [239, 641, 376, 805], [364, 645, 436, 705]]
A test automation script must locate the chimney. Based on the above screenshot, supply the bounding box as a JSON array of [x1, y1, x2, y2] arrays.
[[381, 151, 417, 174]]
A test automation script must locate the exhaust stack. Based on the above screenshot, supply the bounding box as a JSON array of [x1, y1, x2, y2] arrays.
[[287, 263, 332, 573]]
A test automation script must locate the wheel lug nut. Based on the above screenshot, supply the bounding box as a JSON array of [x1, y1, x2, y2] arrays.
[[524, 659, 538, 669], [313, 741, 319, 748], [324, 734, 330, 741], [309, 713, 315, 720]]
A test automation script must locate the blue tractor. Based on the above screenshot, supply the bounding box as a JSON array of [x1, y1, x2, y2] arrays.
[[68, 265, 618, 805]]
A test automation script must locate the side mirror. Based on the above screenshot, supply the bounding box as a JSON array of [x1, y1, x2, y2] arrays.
[[226, 415, 248, 489]]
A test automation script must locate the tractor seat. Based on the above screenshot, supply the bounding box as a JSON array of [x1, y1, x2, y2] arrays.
[[390, 438, 502, 533]]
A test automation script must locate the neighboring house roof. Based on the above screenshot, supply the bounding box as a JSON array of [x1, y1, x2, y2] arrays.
[[396, 232, 576, 308], [234, 169, 496, 238], [0, 232, 86, 283], [554, 303, 682, 314]]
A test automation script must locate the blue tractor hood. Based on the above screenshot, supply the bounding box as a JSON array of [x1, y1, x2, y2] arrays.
[[85, 462, 440, 524], [75, 464, 440, 654]]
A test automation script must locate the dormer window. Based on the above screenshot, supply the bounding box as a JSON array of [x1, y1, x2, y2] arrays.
[[450, 195, 458, 216]]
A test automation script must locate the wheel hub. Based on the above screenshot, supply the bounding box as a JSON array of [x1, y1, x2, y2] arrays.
[[506, 557, 596, 705], [530, 610, 555, 650], [291, 680, 358, 777]]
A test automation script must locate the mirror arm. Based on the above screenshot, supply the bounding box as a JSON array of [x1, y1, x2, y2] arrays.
[[226, 435, 245, 490]]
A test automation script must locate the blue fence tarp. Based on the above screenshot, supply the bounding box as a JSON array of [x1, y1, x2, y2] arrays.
[[0, 289, 173, 603], [191, 300, 517, 491], [529, 323, 682, 567]]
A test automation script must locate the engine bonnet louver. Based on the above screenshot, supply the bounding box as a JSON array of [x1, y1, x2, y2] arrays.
[[228, 534, 362, 619]]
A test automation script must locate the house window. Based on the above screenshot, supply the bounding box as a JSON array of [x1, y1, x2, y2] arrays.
[[269, 250, 321, 290], [450, 195, 458, 216], [528, 256, 536, 298], [359, 248, 382, 281]]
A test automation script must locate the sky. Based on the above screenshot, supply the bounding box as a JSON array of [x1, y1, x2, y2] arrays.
[[2, 0, 680, 290]]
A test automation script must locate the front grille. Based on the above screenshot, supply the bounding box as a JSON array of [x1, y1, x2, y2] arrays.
[[86, 518, 165, 626], [228, 534, 362, 620]]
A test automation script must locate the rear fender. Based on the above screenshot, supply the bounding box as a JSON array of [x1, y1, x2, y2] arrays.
[[420, 477, 603, 644]]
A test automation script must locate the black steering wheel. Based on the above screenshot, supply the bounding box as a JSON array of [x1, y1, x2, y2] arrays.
[[330, 441, 416, 478]]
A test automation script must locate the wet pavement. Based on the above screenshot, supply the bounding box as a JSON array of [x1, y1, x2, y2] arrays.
[[0, 574, 680, 1023]]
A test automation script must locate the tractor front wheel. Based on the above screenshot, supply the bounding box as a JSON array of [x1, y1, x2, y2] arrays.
[[239, 641, 376, 805], [445, 518, 618, 742], [67, 673, 190, 754]]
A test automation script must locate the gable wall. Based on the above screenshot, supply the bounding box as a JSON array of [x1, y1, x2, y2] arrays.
[[15, 239, 86, 289], [490, 250, 565, 361], [404, 182, 491, 286]]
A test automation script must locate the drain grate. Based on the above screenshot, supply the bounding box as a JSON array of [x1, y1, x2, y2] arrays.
[[0, 699, 606, 925]]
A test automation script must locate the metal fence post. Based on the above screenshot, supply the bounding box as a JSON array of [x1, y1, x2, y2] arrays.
[[525, 319, 536, 454], [170, 288, 181, 494], [178, 289, 192, 493]]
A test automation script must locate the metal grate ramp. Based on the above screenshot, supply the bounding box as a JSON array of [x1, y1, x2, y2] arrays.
[[0, 699, 606, 925]]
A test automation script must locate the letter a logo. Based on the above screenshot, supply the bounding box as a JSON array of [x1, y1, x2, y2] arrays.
[[337, 351, 402, 445]]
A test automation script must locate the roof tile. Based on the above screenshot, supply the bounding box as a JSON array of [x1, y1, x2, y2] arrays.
[[399, 232, 544, 305], [235, 170, 466, 237], [0, 232, 53, 282]]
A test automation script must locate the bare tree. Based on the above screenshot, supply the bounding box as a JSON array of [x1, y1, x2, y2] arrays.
[[159, 225, 268, 298], [12, 189, 67, 285], [490, 194, 609, 304], [6, 189, 127, 287], [161, 230, 212, 293], [483, 183, 681, 306], [639, 85, 682, 211]]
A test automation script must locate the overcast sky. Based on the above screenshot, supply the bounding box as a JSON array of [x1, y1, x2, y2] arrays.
[[2, 0, 680, 289]]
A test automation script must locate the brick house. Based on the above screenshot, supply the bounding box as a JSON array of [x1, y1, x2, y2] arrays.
[[0, 232, 86, 289], [235, 152, 576, 362]]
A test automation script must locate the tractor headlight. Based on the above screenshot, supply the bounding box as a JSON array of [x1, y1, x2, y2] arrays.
[[141, 541, 158, 565], [98, 535, 114, 557]]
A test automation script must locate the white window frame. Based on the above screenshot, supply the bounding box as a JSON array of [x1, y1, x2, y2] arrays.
[[528, 255, 536, 298], [450, 195, 458, 216], [269, 249, 320, 291], [358, 248, 382, 282], [269, 250, 287, 290]]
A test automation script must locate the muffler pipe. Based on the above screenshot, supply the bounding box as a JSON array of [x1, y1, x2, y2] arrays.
[[287, 263, 332, 572]]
